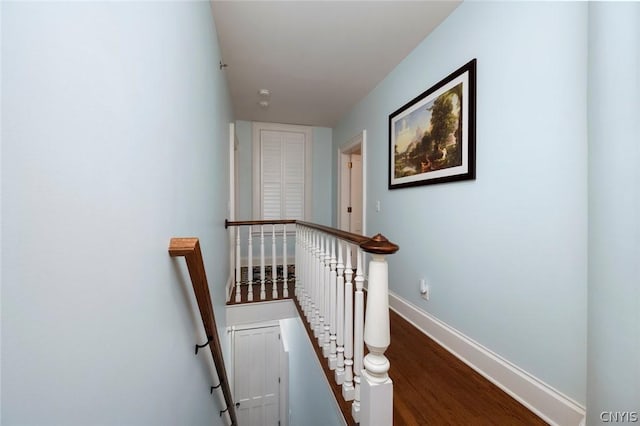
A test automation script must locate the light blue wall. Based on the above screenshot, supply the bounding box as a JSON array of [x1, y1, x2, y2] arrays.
[[312, 127, 333, 226], [280, 317, 343, 426], [333, 2, 588, 403], [2, 2, 232, 424], [587, 3, 640, 423], [235, 121, 333, 225]]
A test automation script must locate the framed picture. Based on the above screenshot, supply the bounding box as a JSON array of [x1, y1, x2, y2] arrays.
[[389, 59, 476, 189]]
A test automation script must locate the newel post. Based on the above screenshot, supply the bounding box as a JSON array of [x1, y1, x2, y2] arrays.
[[360, 234, 399, 426]]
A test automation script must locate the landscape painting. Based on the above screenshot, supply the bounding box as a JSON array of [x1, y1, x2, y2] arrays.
[[389, 59, 476, 189]]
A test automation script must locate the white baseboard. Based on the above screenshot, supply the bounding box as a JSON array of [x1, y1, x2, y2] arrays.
[[388, 291, 585, 426]]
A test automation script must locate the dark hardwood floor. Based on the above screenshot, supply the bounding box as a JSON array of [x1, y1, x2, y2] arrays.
[[387, 309, 547, 425], [228, 286, 547, 425], [227, 281, 293, 305]]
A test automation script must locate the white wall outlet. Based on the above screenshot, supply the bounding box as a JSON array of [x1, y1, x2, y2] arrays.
[[376, 200, 381, 212], [419, 278, 430, 300]]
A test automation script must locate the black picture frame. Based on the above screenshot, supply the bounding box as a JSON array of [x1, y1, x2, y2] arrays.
[[389, 59, 476, 189]]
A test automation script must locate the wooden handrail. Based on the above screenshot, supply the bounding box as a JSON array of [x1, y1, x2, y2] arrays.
[[168, 238, 238, 426], [226, 219, 399, 255], [225, 219, 296, 228]]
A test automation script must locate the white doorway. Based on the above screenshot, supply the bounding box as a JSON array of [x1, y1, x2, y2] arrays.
[[233, 324, 283, 425], [338, 130, 366, 235]]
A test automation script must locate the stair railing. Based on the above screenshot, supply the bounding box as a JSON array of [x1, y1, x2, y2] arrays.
[[225, 219, 297, 303], [169, 237, 238, 426], [225, 219, 399, 425]]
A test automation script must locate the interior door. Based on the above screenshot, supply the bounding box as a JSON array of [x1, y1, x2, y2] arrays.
[[234, 326, 281, 425], [349, 154, 362, 235]]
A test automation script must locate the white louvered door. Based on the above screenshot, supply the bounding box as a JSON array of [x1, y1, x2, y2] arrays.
[[260, 129, 306, 220]]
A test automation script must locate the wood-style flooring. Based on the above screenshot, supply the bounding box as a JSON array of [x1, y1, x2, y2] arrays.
[[386, 309, 547, 425], [227, 281, 293, 305], [228, 286, 547, 425]]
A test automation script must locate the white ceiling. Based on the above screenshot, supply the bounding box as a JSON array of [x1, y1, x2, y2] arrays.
[[212, 1, 461, 128]]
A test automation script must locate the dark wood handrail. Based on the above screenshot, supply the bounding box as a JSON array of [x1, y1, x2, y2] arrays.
[[225, 219, 296, 228], [168, 238, 238, 426], [225, 219, 399, 255]]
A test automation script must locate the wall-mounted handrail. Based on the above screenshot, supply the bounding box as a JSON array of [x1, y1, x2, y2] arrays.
[[169, 237, 238, 426]]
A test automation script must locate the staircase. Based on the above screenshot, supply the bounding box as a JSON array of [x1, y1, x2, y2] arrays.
[[224, 220, 547, 425]]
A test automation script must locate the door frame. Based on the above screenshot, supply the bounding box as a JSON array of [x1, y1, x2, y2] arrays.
[[337, 130, 367, 235], [227, 122, 238, 301]]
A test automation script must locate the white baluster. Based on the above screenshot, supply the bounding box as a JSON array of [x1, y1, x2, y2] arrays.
[[300, 227, 307, 314], [310, 232, 318, 333], [283, 223, 288, 297], [342, 244, 355, 401], [235, 227, 241, 303], [316, 234, 325, 344], [272, 224, 277, 299], [247, 225, 253, 302], [294, 225, 298, 299], [329, 236, 337, 369], [304, 228, 311, 318], [323, 235, 331, 357], [335, 240, 345, 384], [360, 235, 397, 426], [260, 225, 266, 300], [352, 248, 365, 422]]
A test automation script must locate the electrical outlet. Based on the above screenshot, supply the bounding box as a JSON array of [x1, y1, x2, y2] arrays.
[[420, 278, 430, 300], [376, 200, 381, 212]]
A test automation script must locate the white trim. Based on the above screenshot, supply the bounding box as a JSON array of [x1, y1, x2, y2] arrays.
[[226, 299, 298, 326], [388, 291, 586, 426], [337, 130, 367, 234], [229, 122, 235, 220], [227, 122, 236, 303], [337, 151, 350, 231], [252, 121, 313, 221], [361, 130, 367, 236]]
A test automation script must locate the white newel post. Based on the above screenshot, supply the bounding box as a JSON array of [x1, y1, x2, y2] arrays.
[[352, 248, 364, 422], [359, 234, 398, 426]]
